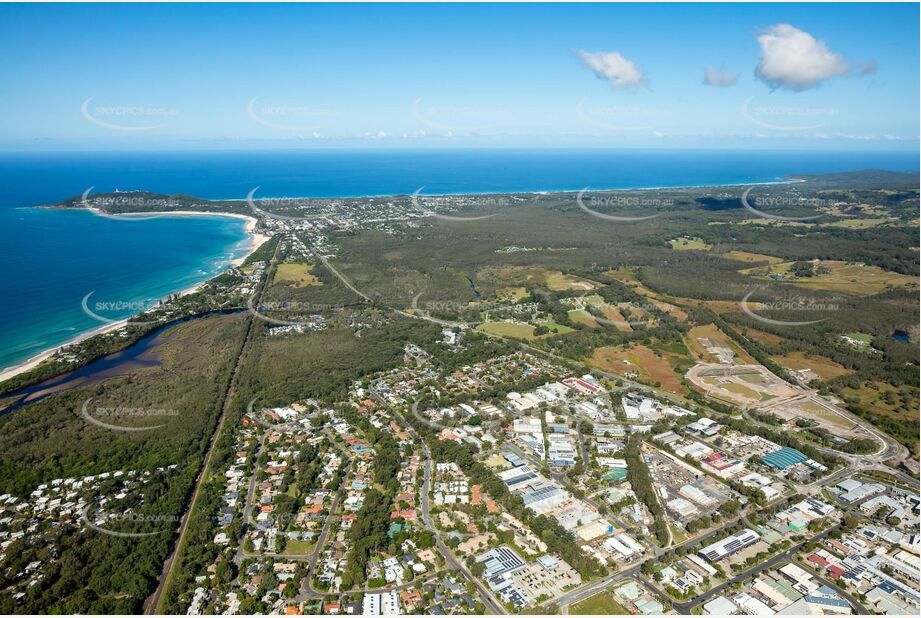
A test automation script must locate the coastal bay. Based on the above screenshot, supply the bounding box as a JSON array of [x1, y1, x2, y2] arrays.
[[0, 206, 264, 374]]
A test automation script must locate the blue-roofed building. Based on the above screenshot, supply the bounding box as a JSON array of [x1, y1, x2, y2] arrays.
[[803, 585, 852, 612], [522, 485, 561, 506], [762, 447, 809, 470]]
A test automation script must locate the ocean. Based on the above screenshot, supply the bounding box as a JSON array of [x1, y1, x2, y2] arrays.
[[0, 148, 916, 370]]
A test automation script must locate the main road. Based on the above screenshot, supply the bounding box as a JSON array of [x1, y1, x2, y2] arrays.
[[290, 220, 913, 613], [145, 238, 282, 614], [399, 402, 507, 615], [667, 525, 853, 614]]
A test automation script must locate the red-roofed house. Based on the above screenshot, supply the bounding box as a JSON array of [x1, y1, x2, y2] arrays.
[[807, 554, 830, 568], [471, 484, 482, 505]]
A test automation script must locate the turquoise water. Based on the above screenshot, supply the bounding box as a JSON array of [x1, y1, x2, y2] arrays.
[[0, 148, 915, 371], [0, 207, 250, 370]]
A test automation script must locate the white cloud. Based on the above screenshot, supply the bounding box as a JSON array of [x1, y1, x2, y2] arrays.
[[578, 50, 644, 88], [703, 66, 739, 87], [755, 24, 850, 91]]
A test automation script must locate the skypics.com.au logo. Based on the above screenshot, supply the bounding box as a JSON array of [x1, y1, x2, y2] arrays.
[[410, 187, 505, 222], [80, 398, 179, 432], [741, 96, 838, 132], [576, 188, 669, 222], [740, 186, 834, 222], [81, 292, 162, 327], [81, 97, 178, 131], [739, 290, 838, 327]]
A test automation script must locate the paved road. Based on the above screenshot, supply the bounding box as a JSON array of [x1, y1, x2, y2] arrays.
[[299, 430, 354, 596], [669, 524, 841, 613], [549, 489, 798, 611], [303, 569, 446, 601], [143, 238, 281, 614], [296, 477, 346, 597], [575, 419, 590, 469], [295, 222, 917, 614], [400, 403, 507, 615], [305, 240, 373, 305], [302, 219, 914, 474], [794, 557, 869, 614], [233, 430, 269, 567], [557, 567, 643, 611]]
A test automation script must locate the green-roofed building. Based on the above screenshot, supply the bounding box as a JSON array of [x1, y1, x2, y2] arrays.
[[615, 581, 643, 602], [768, 520, 790, 535], [755, 524, 782, 545], [787, 515, 809, 532], [761, 447, 808, 470], [765, 576, 801, 602], [635, 599, 664, 615], [603, 467, 628, 482]]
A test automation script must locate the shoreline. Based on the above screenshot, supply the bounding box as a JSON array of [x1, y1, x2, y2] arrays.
[[0, 174, 821, 386], [225, 176, 802, 202], [114, 209, 271, 266], [0, 210, 269, 385]]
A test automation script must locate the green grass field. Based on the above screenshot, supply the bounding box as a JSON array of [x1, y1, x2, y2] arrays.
[[568, 309, 600, 328], [669, 236, 712, 251], [476, 319, 575, 340], [281, 538, 315, 556], [273, 262, 322, 288], [843, 332, 873, 347], [741, 260, 917, 295], [477, 321, 537, 339], [570, 592, 629, 615], [539, 320, 576, 335]]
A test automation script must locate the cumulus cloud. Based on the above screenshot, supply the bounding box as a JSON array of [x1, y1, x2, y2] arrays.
[[703, 66, 739, 87], [578, 50, 644, 88], [755, 24, 850, 91]]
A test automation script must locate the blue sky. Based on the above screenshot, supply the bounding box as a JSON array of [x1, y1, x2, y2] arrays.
[[0, 2, 917, 151]]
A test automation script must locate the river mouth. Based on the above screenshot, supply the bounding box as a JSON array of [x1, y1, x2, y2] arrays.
[[0, 310, 243, 416], [0, 327, 173, 416]]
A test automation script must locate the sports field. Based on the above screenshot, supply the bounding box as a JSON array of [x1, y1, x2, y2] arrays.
[[568, 309, 600, 328]]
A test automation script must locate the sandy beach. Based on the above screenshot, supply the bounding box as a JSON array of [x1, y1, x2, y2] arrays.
[[0, 209, 270, 385], [0, 317, 131, 384]]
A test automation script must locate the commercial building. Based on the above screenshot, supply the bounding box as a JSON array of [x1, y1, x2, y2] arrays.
[[761, 447, 808, 470], [838, 481, 885, 504], [703, 596, 738, 615], [699, 529, 760, 562], [687, 417, 721, 437], [680, 484, 718, 506], [667, 497, 698, 518], [477, 545, 526, 579], [362, 592, 401, 615], [700, 452, 746, 478]]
